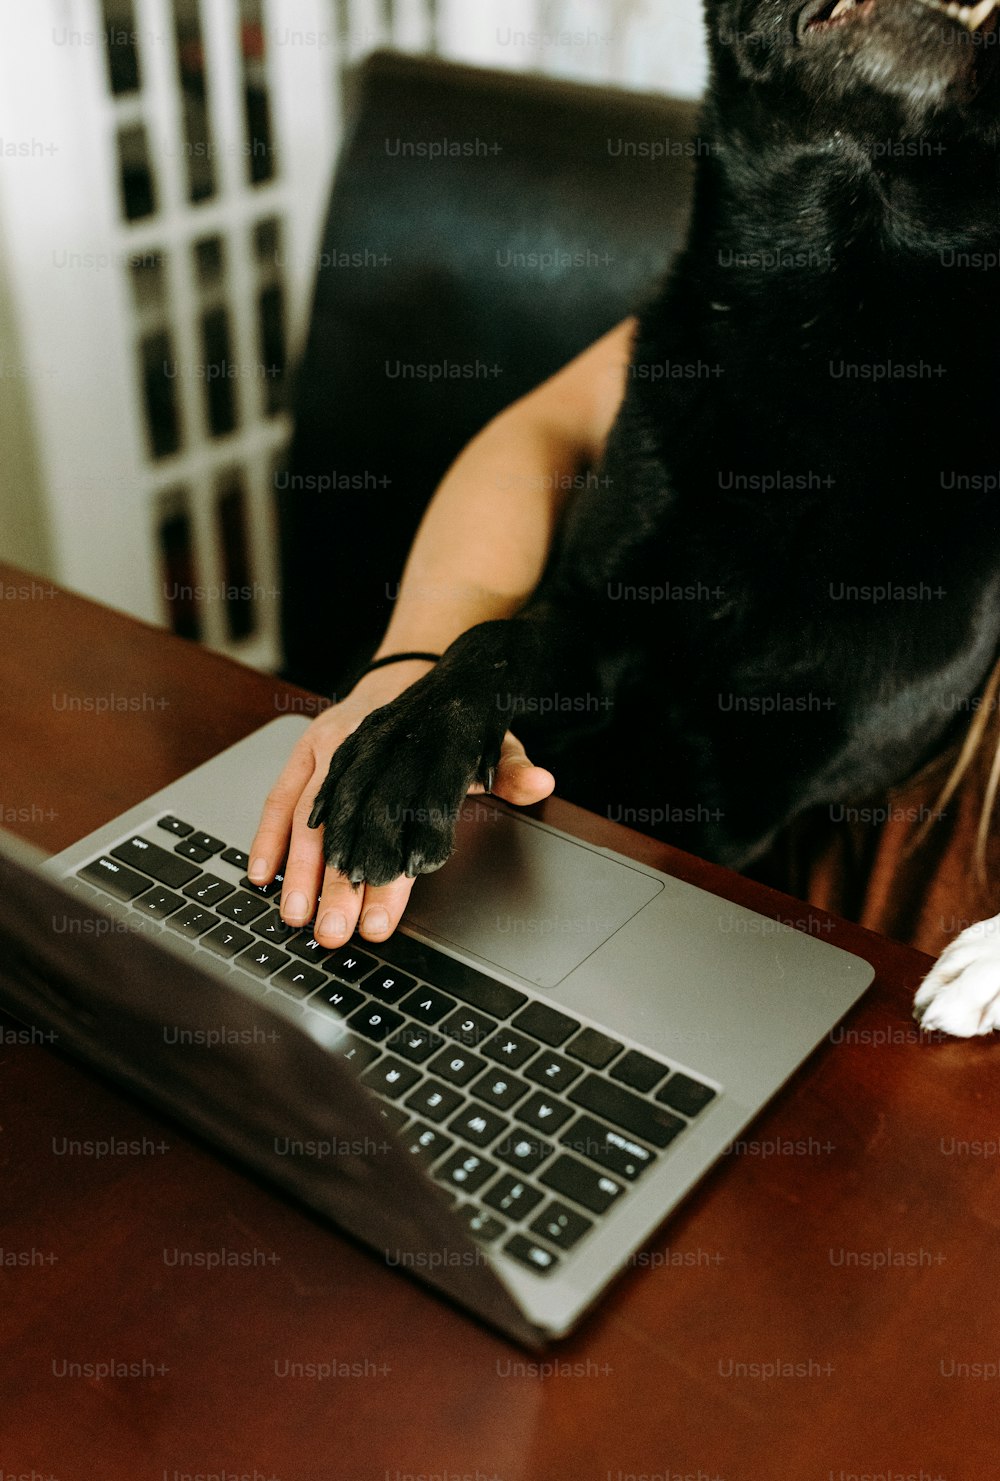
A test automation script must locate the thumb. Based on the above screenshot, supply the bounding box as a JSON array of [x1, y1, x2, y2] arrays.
[[477, 730, 555, 806]]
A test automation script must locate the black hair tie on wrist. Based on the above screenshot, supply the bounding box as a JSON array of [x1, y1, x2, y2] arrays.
[[362, 651, 442, 676]]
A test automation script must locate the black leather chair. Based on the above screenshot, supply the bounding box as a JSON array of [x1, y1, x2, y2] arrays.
[[279, 50, 701, 694]]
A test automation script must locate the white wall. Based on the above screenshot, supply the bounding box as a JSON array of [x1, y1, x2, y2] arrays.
[[440, 0, 708, 98], [0, 204, 52, 574]]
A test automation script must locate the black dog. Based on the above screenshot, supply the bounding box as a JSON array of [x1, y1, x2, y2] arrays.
[[308, 0, 1000, 993]]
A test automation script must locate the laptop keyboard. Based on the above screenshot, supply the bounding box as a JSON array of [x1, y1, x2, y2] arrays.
[[73, 814, 720, 1278]]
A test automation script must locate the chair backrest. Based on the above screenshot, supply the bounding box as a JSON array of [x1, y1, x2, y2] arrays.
[[280, 50, 701, 693]]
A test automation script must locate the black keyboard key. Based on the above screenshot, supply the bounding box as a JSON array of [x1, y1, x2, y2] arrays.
[[469, 1068, 530, 1111], [524, 1051, 582, 1093], [221, 846, 249, 870], [234, 943, 291, 979], [511, 1002, 578, 1047], [182, 873, 235, 908], [439, 1006, 497, 1047], [367, 1101, 405, 1131], [166, 903, 218, 938], [447, 1102, 509, 1148], [253, 909, 293, 943], [568, 1075, 684, 1149], [360, 1055, 421, 1099], [240, 872, 284, 899], [308, 979, 364, 1015], [436, 1149, 497, 1195], [373, 933, 528, 1019], [159, 925, 195, 953], [174, 842, 211, 863], [457, 1205, 506, 1243], [529, 1201, 593, 1252], [503, 1234, 559, 1275], [228, 969, 267, 1001], [68, 877, 100, 901], [110, 836, 201, 889], [78, 856, 152, 899], [215, 891, 269, 925], [494, 1130, 554, 1175], [402, 1122, 453, 1166], [133, 886, 185, 920], [567, 1027, 624, 1069], [325, 945, 377, 983], [427, 1045, 486, 1087], [516, 1091, 574, 1135], [373, 1102, 410, 1133], [347, 1003, 404, 1043], [365, 968, 416, 1004], [560, 1115, 657, 1181], [610, 1050, 669, 1093], [242, 870, 285, 894], [157, 815, 193, 836], [333, 1035, 381, 1072], [398, 985, 456, 1025], [386, 1025, 444, 1064], [481, 1029, 539, 1069], [403, 1079, 462, 1123], [201, 922, 254, 958], [189, 832, 225, 855], [656, 1073, 717, 1118], [540, 1154, 624, 1215], [274, 962, 327, 998], [285, 932, 331, 963], [482, 1174, 544, 1220]]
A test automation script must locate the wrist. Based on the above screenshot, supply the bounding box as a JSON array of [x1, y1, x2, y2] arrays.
[[345, 657, 438, 705], [364, 649, 442, 677]]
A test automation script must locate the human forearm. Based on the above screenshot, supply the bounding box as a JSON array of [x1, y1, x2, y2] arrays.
[[374, 410, 586, 659], [374, 318, 635, 659]]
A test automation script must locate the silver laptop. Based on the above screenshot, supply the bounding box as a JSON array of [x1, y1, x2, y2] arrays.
[[0, 715, 874, 1346]]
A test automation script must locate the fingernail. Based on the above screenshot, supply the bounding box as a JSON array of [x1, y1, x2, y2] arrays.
[[249, 857, 269, 883], [362, 906, 389, 936], [318, 910, 348, 941], [283, 891, 309, 923]]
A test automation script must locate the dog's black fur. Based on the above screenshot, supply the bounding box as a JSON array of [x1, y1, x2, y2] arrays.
[[309, 0, 1000, 886]]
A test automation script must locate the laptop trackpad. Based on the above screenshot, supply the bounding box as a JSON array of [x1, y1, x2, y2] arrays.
[[406, 800, 663, 990]]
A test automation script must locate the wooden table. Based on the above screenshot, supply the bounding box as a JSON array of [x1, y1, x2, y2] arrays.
[[1, 561, 995, 1481]]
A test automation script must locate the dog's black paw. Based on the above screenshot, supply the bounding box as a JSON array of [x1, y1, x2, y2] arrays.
[[307, 679, 506, 887]]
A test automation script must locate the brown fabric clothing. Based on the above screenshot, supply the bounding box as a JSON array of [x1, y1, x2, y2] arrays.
[[751, 717, 1000, 959]]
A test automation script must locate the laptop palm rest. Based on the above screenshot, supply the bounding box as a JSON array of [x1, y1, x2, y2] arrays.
[[406, 800, 662, 989]]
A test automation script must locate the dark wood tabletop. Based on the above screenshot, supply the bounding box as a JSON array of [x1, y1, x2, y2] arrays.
[[1, 561, 996, 1481]]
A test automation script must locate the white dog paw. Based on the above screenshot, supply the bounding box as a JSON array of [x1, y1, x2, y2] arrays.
[[914, 915, 1000, 1038]]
